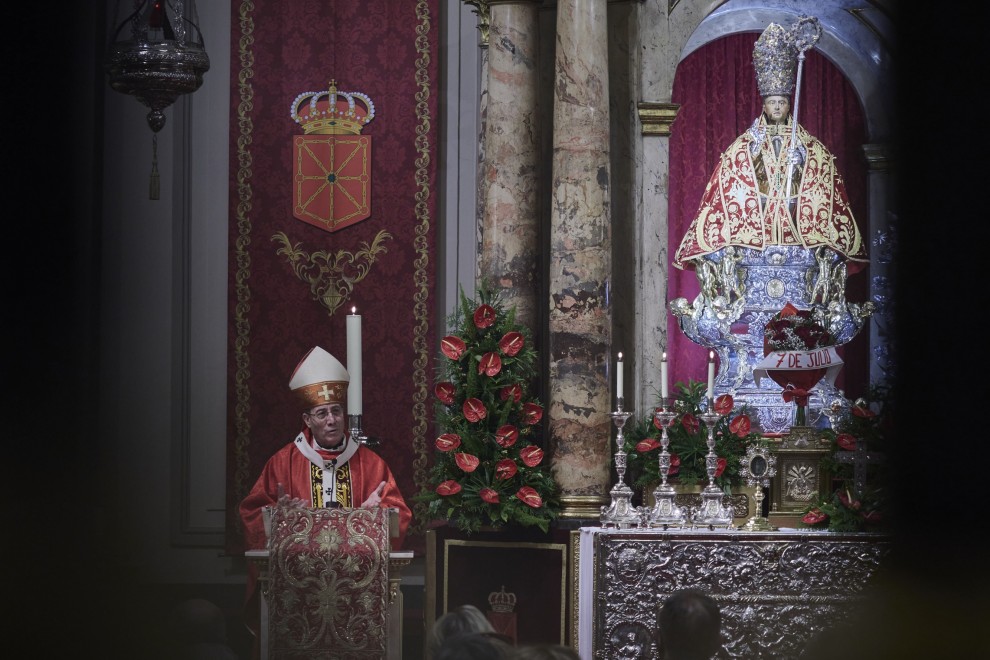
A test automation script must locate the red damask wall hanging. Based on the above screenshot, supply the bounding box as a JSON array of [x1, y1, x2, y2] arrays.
[[226, 0, 439, 556]]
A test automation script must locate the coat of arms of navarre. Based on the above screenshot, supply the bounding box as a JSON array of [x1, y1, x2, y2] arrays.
[[289, 79, 374, 233]]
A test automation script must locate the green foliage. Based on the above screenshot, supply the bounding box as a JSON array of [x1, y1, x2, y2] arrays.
[[413, 281, 560, 534], [798, 383, 892, 532], [625, 380, 763, 490]]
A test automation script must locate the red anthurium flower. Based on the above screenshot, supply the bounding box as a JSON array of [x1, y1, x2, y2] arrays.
[[729, 414, 751, 437], [434, 382, 456, 405], [500, 384, 522, 403], [478, 352, 502, 377], [435, 433, 461, 452], [473, 304, 496, 329], [436, 480, 462, 496], [681, 413, 699, 435], [495, 424, 519, 448], [463, 398, 487, 422], [714, 457, 727, 477], [495, 459, 518, 480], [520, 445, 544, 467], [852, 403, 877, 418], [499, 331, 524, 356], [636, 438, 661, 453], [714, 394, 734, 415], [861, 510, 883, 524], [480, 487, 500, 504], [440, 336, 466, 360], [668, 454, 681, 476], [455, 453, 480, 472], [838, 489, 861, 511], [802, 508, 827, 525], [522, 402, 543, 425], [836, 433, 857, 451], [517, 486, 542, 508]]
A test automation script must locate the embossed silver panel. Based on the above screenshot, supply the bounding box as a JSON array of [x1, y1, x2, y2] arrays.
[[591, 530, 891, 659]]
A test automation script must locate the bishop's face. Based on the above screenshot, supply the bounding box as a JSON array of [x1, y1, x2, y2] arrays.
[[304, 403, 347, 449], [762, 95, 791, 125]]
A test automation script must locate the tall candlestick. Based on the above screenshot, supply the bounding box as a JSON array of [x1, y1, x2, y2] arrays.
[[707, 351, 715, 401], [616, 352, 624, 400], [347, 307, 363, 415], [661, 352, 669, 400]]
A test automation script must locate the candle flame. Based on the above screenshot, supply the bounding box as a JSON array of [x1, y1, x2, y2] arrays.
[[709, 351, 715, 360], [351, 306, 357, 314], [618, 352, 622, 361], [662, 351, 667, 361]]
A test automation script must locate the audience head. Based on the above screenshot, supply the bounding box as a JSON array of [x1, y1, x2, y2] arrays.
[[434, 631, 513, 660], [427, 604, 497, 658], [511, 643, 581, 660], [657, 588, 722, 660]]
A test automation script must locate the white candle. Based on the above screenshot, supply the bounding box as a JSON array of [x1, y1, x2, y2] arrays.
[[346, 307, 362, 415], [616, 352, 624, 400], [707, 351, 715, 401], [661, 352, 669, 400]]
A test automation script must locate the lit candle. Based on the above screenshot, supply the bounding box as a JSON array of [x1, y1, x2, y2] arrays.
[[661, 352, 669, 400], [346, 307, 362, 415], [707, 351, 715, 401], [616, 352, 624, 400]]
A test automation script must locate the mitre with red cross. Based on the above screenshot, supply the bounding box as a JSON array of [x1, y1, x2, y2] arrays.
[[289, 346, 350, 409], [289, 80, 374, 233]]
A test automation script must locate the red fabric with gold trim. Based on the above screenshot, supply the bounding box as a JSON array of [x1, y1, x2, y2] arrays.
[[268, 506, 390, 658]]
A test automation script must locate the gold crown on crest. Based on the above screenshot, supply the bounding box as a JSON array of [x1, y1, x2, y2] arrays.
[[290, 80, 376, 135], [488, 585, 516, 613]]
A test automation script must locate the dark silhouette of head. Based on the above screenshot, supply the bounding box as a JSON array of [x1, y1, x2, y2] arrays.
[[658, 588, 722, 660]]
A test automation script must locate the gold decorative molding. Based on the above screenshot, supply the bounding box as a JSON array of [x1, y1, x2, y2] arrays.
[[462, 1, 491, 47], [637, 102, 680, 136], [272, 229, 392, 316]]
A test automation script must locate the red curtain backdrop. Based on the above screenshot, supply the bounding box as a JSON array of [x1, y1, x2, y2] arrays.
[[667, 33, 869, 401], [225, 0, 439, 555]]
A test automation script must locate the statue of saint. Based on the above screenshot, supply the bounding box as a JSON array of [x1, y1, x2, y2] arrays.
[[673, 21, 867, 274]]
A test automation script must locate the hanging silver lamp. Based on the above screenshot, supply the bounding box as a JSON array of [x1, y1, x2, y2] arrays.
[[105, 0, 210, 198]]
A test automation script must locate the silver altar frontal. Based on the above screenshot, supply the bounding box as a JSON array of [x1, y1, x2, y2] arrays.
[[576, 527, 891, 659]]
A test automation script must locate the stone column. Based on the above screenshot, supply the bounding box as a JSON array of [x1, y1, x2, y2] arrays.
[[547, 0, 612, 520], [480, 0, 542, 330]]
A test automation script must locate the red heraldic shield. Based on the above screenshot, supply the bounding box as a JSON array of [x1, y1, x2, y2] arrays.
[[293, 134, 372, 233]]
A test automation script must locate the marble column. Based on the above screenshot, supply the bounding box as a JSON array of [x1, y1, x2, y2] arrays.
[[862, 143, 894, 387], [548, 0, 612, 520], [480, 0, 542, 330]]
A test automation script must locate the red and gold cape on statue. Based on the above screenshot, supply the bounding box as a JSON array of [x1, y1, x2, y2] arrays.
[[673, 116, 867, 272]]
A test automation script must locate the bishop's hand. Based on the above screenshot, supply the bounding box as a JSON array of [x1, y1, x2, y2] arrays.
[[360, 481, 387, 508]]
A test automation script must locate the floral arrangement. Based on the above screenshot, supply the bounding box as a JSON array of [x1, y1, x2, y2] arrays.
[[763, 301, 835, 352], [762, 302, 836, 426], [414, 282, 560, 534], [799, 385, 892, 532], [625, 380, 764, 491]]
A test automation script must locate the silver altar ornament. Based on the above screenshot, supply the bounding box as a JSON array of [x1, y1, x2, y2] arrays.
[[105, 0, 210, 198]]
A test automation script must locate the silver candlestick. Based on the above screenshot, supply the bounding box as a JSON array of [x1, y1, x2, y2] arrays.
[[600, 399, 640, 528], [644, 398, 686, 528], [348, 414, 376, 447], [690, 399, 735, 528]]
